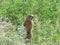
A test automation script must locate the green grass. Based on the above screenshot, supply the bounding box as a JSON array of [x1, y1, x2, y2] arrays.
[[0, 0, 60, 45]]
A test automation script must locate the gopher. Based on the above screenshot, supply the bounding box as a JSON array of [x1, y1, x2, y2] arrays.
[[24, 14, 33, 39]]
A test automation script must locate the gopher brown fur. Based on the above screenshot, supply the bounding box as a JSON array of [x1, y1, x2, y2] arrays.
[[24, 15, 33, 39]]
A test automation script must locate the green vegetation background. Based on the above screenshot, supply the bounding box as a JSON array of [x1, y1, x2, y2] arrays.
[[0, 0, 60, 45]]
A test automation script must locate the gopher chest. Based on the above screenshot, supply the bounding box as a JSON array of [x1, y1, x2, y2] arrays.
[[24, 21, 32, 29]]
